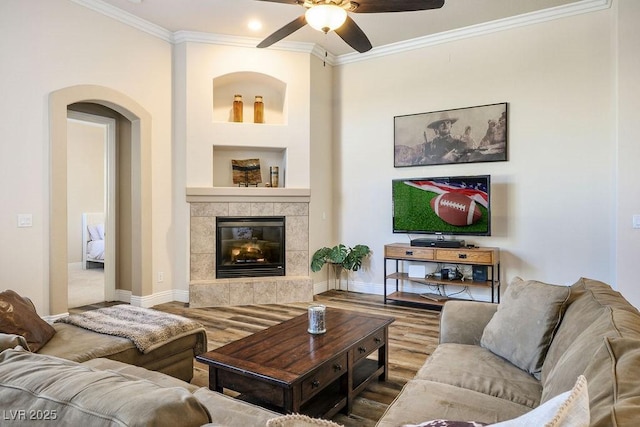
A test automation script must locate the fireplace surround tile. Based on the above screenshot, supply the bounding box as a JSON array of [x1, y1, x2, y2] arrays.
[[254, 281, 277, 304], [189, 199, 312, 307], [192, 202, 228, 217], [228, 202, 251, 216], [190, 253, 216, 281], [190, 280, 230, 308], [250, 202, 274, 216], [274, 202, 308, 216], [286, 216, 309, 251], [286, 251, 308, 276], [190, 216, 216, 253], [229, 280, 255, 305]]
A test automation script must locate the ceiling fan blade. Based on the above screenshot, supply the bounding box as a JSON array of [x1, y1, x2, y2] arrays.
[[352, 0, 445, 13], [334, 16, 372, 53], [257, 15, 307, 48]]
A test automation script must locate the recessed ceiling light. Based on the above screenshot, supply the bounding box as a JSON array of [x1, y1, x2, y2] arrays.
[[248, 19, 262, 32]]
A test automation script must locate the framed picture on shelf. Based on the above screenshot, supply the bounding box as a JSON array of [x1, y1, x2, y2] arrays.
[[394, 102, 508, 167]]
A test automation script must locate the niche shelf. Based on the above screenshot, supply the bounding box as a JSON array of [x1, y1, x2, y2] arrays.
[[212, 72, 287, 125], [212, 145, 286, 188]]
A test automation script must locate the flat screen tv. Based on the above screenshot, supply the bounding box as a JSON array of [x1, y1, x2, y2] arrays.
[[392, 175, 491, 236]]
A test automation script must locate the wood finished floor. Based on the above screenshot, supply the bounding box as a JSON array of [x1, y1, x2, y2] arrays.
[[152, 290, 441, 427]]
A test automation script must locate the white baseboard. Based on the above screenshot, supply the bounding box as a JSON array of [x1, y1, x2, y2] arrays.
[[119, 289, 189, 308]]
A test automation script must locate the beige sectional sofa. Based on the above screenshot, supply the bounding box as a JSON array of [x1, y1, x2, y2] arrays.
[[0, 348, 280, 426], [0, 289, 281, 426], [0, 289, 204, 382], [377, 277, 640, 427]]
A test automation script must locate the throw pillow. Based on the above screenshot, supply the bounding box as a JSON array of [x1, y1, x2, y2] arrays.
[[0, 289, 56, 352], [403, 421, 487, 427], [266, 414, 344, 427], [0, 333, 29, 352], [488, 375, 589, 427], [480, 277, 570, 378]]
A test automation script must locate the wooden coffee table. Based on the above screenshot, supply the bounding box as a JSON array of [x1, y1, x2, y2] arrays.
[[196, 307, 394, 419]]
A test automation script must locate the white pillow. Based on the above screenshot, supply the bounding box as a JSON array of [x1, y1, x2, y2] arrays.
[[489, 375, 589, 427], [87, 224, 104, 241]]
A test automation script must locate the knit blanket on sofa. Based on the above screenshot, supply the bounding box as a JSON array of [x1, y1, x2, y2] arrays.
[[56, 305, 207, 355]]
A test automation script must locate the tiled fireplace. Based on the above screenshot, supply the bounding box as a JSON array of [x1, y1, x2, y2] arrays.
[[188, 193, 313, 308]]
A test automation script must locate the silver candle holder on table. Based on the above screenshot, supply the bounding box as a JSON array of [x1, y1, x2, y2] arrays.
[[307, 304, 326, 334]]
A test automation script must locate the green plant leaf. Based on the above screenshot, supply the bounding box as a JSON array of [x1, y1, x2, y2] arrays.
[[328, 244, 348, 264], [310, 247, 331, 272], [310, 244, 371, 272]]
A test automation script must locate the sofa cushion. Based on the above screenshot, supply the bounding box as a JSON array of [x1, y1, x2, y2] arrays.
[[0, 289, 56, 352], [490, 375, 589, 427], [81, 357, 200, 393], [193, 387, 280, 427], [480, 278, 570, 379], [416, 343, 542, 408], [541, 307, 640, 403], [0, 348, 211, 426], [541, 278, 636, 383], [376, 380, 531, 427], [39, 322, 200, 382], [582, 337, 640, 427]]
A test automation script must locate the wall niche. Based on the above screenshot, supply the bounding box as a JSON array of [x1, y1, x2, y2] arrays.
[[212, 72, 286, 125]]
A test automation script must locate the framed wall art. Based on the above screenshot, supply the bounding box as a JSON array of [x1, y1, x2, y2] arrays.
[[394, 102, 508, 167]]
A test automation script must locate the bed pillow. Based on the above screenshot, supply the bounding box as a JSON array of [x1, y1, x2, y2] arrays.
[[480, 277, 571, 378], [87, 224, 104, 241], [0, 290, 56, 352]]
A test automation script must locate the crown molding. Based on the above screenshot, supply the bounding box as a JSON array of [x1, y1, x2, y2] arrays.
[[172, 31, 338, 65], [71, 0, 173, 42], [335, 0, 612, 65], [75, 0, 610, 66]]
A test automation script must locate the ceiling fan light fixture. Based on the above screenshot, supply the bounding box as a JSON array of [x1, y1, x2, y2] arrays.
[[305, 4, 347, 34]]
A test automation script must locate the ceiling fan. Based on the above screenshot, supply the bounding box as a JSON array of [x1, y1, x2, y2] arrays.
[[256, 0, 445, 53]]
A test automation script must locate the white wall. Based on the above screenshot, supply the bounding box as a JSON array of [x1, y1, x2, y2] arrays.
[[66, 119, 105, 262], [615, 0, 640, 308], [179, 42, 312, 189], [334, 6, 618, 297], [0, 0, 173, 313]]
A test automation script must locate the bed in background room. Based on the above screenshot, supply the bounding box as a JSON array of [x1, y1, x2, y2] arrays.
[[82, 212, 105, 269]]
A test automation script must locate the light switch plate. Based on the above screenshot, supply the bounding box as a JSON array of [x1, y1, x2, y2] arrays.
[[17, 214, 33, 228]]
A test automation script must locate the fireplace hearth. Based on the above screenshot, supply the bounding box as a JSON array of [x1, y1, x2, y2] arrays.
[[216, 216, 285, 278]]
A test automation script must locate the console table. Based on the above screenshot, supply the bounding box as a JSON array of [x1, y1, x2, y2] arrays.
[[384, 243, 500, 308]]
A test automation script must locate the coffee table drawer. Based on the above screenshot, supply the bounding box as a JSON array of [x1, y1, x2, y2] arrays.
[[301, 353, 347, 401], [353, 330, 386, 364]]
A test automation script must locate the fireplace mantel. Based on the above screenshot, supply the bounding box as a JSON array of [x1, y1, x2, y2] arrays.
[[186, 187, 310, 203]]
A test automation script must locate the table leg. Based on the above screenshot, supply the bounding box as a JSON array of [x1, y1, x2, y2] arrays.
[[208, 368, 222, 392]]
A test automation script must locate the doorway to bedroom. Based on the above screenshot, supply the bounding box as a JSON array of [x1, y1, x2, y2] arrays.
[[66, 110, 116, 308]]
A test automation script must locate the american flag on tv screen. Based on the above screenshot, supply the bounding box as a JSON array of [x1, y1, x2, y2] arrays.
[[404, 180, 489, 208]]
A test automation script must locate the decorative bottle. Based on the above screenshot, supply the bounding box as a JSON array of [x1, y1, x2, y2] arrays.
[[232, 94, 243, 122], [254, 95, 264, 123], [270, 166, 279, 188]]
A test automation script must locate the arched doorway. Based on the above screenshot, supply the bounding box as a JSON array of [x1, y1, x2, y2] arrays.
[[49, 85, 152, 315]]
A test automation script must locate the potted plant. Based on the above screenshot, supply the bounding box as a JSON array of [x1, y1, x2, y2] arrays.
[[310, 244, 371, 291]]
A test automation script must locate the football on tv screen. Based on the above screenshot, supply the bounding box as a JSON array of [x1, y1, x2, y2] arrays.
[[392, 175, 490, 236]]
